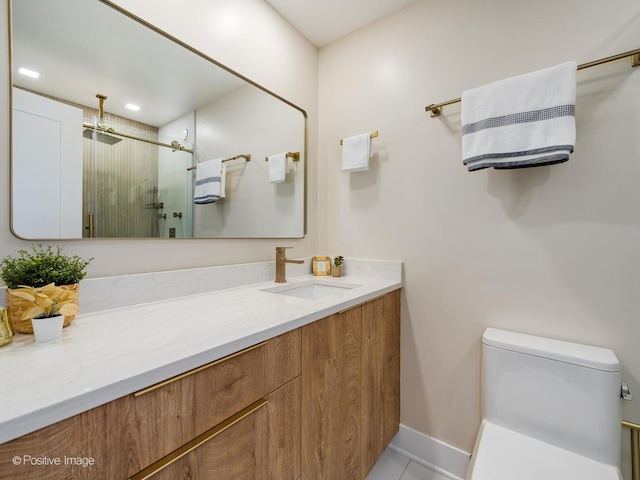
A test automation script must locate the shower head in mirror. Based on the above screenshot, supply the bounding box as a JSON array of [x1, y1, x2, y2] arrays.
[[81, 94, 123, 145], [82, 128, 122, 145]]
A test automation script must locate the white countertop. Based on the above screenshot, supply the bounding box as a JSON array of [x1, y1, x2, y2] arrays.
[[0, 272, 402, 444]]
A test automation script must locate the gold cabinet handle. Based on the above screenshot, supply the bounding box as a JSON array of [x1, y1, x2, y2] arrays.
[[129, 398, 268, 480], [134, 341, 267, 397]]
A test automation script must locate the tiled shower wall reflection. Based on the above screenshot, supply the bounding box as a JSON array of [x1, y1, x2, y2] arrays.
[[82, 107, 160, 238]]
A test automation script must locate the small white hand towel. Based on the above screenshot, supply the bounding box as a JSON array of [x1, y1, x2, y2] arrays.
[[461, 61, 577, 171], [268, 153, 288, 184], [341, 133, 372, 172], [194, 158, 223, 204]]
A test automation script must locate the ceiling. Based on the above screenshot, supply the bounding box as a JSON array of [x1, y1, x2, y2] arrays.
[[11, 0, 420, 128], [264, 0, 419, 47]]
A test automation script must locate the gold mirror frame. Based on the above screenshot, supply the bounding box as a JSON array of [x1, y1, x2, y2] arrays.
[[8, 0, 307, 240]]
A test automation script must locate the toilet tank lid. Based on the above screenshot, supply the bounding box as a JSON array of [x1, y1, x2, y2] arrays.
[[483, 328, 620, 372]]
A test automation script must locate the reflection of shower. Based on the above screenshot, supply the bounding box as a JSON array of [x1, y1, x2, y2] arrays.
[[82, 94, 123, 145], [81, 93, 194, 152], [80, 93, 194, 239]]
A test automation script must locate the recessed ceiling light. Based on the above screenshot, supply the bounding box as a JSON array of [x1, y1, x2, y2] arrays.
[[18, 67, 40, 78], [125, 103, 141, 111]]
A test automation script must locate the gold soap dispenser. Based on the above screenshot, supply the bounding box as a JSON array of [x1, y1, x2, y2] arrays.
[[0, 307, 13, 347]]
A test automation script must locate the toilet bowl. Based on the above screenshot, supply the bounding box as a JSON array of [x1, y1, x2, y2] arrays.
[[466, 328, 623, 480]]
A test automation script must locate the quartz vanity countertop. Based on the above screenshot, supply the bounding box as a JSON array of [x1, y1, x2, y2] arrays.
[[0, 273, 402, 444]]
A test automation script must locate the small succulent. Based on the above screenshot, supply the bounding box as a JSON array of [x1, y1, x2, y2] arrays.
[[9, 283, 80, 319], [333, 256, 344, 267]]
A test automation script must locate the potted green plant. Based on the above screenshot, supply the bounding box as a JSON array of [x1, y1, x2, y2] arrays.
[[1, 245, 92, 333], [9, 283, 79, 342], [332, 256, 344, 277]]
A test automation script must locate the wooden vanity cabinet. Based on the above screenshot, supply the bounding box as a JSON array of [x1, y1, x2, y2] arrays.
[[301, 290, 401, 480], [302, 300, 363, 480], [0, 328, 301, 480], [0, 288, 400, 480], [361, 290, 401, 473]]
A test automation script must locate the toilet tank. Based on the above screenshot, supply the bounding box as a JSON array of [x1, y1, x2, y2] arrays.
[[482, 328, 621, 467]]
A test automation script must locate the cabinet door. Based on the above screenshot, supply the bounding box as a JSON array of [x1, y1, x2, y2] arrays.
[[301, 307, 363, 480], [132, 399, 269, 480], [130, 377, 301, 480], [267, 377, 301, 480], [362, 290, 401, 473]]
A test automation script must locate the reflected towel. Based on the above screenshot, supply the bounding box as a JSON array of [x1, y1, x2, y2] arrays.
[[462, 61, 577, 171], [219, 162, 227, 199], [341, 133, 371, 172], [194, 158, 223, 204], [268, 153, 288, 184]]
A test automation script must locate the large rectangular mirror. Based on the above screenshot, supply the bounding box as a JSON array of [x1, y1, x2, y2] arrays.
[[9, 0, 306, 239]]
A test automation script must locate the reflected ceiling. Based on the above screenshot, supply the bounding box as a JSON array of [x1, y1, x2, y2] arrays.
[[11, 0, 244, 126]]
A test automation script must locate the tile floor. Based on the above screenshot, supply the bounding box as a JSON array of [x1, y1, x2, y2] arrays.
[[366, 448, 451, 480]]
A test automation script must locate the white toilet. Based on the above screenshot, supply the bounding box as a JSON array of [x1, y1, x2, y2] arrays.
[[466, 328, 623, 480]]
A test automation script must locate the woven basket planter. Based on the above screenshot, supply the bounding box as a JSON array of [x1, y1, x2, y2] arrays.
[[6, 283, 79, 334]]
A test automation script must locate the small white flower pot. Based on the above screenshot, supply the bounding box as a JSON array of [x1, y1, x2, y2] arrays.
[[31, 315, 64, 343]]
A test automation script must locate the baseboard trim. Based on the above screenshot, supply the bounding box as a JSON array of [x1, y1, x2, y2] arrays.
[[388, 424, 471, 480]]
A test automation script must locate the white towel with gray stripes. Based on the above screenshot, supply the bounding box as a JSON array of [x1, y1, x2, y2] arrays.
[[461, 61, 577, 172], [194, 158, 223, 204]]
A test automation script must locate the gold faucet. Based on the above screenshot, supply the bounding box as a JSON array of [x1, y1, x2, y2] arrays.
[[275, 247, 304, 283]]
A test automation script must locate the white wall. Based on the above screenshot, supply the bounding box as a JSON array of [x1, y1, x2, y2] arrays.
[[0, 0, 318, 277], [318, 0, 640, 455]]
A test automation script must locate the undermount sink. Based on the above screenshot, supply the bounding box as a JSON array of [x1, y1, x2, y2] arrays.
[[262, 279, 362, 300]]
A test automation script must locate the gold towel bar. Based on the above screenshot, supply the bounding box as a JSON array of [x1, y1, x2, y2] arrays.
[[340, 130, 379, 145], [426, 47, 640, 117], [187, 154, 251, 171], [264, 152, 300, 162]]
